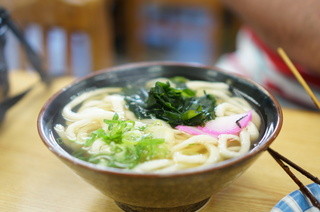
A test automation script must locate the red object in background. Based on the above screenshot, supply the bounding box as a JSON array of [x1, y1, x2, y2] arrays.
[[246, 28, 320, 88]]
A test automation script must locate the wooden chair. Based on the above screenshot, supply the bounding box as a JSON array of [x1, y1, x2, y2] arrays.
[[1, 0, 114, 76], [122, 0, 224, 63]]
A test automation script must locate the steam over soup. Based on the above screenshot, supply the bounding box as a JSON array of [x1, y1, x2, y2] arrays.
[[54, 77, 261, 173]]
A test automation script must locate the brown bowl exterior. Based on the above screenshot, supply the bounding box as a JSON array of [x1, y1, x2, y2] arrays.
[[60, 152, 259, 208], [38, 62, 283, 209]]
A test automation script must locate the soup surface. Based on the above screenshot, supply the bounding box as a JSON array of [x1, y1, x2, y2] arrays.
[[54, 77, 261, 173]]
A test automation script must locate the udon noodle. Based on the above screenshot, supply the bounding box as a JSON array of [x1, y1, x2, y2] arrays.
[[54, 77, 261, 173]]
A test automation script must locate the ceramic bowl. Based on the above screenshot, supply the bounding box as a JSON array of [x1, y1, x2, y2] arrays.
[[38, 62, 283, 212]]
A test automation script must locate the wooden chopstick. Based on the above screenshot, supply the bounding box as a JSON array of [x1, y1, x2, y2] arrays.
[[268, 148, 320, 184], [268, 148, 320, 209], [273, 48, 320, 209], [277, 47, 320, 109]]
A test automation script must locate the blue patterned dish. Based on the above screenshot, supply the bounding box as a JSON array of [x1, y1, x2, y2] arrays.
[[272, 183, 320, 212]]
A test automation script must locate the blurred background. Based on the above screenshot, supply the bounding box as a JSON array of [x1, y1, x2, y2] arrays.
[[0, 0, 241, 77]]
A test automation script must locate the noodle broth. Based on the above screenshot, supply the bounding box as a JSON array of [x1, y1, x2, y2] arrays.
[[53, 74, 263, 173]]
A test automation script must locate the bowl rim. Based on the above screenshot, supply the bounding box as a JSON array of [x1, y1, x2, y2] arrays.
[[37, 61, 283, 178]]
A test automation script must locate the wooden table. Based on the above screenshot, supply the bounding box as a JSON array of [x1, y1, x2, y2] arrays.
[[1, 71, 319, 212]]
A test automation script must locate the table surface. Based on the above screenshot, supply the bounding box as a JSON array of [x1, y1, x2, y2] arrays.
[[1, 71, 319, 212]]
